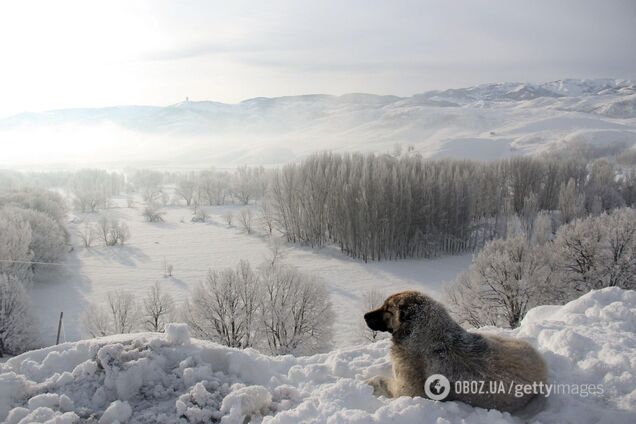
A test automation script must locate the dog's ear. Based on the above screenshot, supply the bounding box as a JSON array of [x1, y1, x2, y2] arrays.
[[398, 302, 415, 323]]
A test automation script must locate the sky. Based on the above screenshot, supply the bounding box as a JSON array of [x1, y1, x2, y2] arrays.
[[0, 0, 635, 117]]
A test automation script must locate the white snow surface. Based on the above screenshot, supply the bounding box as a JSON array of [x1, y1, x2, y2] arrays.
[[1, 287, 635, 423], [30, 202, 472, 348]]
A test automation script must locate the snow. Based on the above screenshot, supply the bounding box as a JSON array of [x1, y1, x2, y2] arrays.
[[29, 202, 472, 348], [1, 288, 635, 423], [1, 78, 635, 168]]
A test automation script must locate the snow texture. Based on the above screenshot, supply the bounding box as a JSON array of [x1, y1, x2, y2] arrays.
[[1, 287, 635, 423]]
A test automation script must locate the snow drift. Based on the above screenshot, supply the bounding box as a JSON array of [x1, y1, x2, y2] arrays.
[[1, 288, 635, 423]]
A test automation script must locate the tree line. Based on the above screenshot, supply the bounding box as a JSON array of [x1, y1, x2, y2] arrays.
[[268, 152, 636, 261]]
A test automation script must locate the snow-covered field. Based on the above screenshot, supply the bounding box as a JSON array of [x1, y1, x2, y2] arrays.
[[30, 200, 471, 347], [2, 287, 634, 423]]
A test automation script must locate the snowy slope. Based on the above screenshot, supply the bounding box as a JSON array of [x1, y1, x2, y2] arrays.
[[1, 288, 635, 423], [1, 79, 635, 167], [30, 201, 471, 348]]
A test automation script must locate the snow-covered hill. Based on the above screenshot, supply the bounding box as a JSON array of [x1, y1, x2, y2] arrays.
[[2, 288, 635, 423], [1, 79, 635, 167]]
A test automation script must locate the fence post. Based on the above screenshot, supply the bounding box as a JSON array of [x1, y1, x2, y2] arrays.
[[56, 312, 64, 345]]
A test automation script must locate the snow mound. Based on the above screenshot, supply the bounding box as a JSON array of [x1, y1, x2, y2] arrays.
[[1, 288, 635, 423]]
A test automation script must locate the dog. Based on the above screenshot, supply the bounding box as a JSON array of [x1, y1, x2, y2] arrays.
[[364, 291, 548, 413]]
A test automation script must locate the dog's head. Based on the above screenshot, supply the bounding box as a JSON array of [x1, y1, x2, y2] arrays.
[[364, 291, 430, 334]]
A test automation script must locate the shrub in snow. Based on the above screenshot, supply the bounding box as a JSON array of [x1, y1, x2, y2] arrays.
[[142, 203, 165, 223], [191, 206, 208, 223], [222, 211, 234, 227], [0, 274, 38, 356], [97, 215, 130, 247]]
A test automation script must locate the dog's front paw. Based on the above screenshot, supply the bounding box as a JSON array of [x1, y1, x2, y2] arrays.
[[366, 375, 392, 397]]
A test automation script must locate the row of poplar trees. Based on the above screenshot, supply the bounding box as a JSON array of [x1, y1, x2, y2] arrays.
[[267, 152, 636, 261]]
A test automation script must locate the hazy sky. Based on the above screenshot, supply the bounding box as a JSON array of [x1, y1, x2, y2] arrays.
[[0, 0, 635, 117]]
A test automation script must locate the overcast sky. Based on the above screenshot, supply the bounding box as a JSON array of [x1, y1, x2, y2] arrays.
[[0, 0, 635, 117]]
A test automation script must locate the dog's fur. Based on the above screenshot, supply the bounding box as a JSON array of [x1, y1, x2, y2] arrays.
[[364, 291, 547, 413]]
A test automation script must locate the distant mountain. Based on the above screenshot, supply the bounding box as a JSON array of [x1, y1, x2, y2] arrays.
[[1, 79, 635, 168]]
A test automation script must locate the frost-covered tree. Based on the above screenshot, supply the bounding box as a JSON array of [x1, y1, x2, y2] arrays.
[[97, 215, 130, 246], [184, 260, 260, 349], [77, 222, 98, 248], [260, 264, 334, 355], [3, 207, 66, 267], [70, 169, 121, 212], [142, 204, 165, 223], [446, 235, 552, 328], [552, 208, 636, 296], [0, 274, 38, 356], [237, 208, 254, 234], [558, 178, 585, 224], [142, 282, 175, 332], [175, 176, 196, 207], [0, 188, 67, 229], [0, 209, 32, 282], [133, 170, 164, 203]]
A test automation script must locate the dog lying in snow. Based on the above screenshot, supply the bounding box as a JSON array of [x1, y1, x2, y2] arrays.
[[364, 291, 547, 413]]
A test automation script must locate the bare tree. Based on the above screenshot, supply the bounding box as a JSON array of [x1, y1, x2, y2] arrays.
[[77, 222, 98, 248], [107, 290, 140, 334], [237, 208, 254, 234], [82, 304, 113, 338], [114, 221, 131, 245], [259, 200, 275, 235], [183, 261, 260, 348], [142, 282, 175, 332], [260, 265, 334, 355]]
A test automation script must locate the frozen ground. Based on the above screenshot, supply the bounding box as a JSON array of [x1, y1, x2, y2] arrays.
[[29, 200, 471, 347], [1, 288, 635, 423]]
